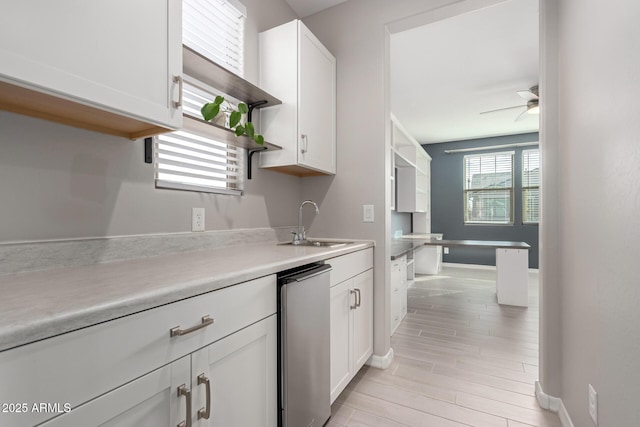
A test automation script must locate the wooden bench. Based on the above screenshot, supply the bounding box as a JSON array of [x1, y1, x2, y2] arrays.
[[415, 239, 531, 307]]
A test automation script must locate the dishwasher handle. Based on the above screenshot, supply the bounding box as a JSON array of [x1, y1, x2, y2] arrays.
[[281, 263, 332, 284]]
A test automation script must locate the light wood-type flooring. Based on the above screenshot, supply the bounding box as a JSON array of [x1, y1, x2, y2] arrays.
[[330, 265, 561, 427]]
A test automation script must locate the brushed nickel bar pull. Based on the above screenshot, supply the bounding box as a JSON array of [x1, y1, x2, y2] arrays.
[[197, 374, 211, 420], [170, 315, 214, 337], [177, 384, 192, 427], [355, 288, 362, 308], [300, 134, 308, 153], [350, 289, 358, 310], [173, 75, 183, 108]]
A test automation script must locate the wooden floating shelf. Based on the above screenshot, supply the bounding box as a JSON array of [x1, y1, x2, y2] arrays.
[[183, 45, 282, 109], [0, 80, 172, 140]]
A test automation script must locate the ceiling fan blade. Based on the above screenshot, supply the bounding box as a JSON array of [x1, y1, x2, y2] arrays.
[[515, 109, 530, 121], [517, 90, 539, 101], [516, 85, 539, 101], [480, 105, 524, 115]]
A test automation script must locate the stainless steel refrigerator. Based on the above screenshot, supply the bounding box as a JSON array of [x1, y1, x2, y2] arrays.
[[278, 263, 332, 427]]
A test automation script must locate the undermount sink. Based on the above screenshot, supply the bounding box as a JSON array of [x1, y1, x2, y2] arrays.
[[280, 240, 353, 248]]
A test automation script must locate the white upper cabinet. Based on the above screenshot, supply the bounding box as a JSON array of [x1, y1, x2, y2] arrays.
[[392, 114, 431, 214], [259, 20, 336, 176], [0, 0, 183, 139]]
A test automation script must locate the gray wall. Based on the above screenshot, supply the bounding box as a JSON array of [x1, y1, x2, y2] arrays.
[[424, 133, 539, 268], [0, 0, 300, 243], [391, 211, 412, 237], [542, 0, 640, 425]]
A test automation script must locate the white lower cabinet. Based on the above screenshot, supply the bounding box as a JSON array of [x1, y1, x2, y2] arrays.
[[191, 315, 277, 427], [0, 275, 277, 427], [43, 316, 277, 427], [41, 357, 191, 427], [328, 249, 374, 404], [390, 255, 408, 335]]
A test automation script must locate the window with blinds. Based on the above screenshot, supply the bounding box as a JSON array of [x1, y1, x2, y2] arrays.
[[183, 0, 246, 76], [155, 0, 246, 195], [464, 151, 514, 224], [522, 149, 540, 223]]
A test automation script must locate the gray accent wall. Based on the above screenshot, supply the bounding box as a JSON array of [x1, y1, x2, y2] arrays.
[[424, 133, 539, 268]]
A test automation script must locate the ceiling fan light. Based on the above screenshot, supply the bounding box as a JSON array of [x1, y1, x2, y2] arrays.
[[526, 99, 540, 115]]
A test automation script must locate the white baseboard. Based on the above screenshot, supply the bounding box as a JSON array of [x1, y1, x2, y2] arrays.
[[367, 347, 394, 370], [558, 402, 575, 427], [535, 381, 575, 427], [442, 262, 495, 270]]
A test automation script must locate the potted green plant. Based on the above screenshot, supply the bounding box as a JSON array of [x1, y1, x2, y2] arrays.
[[201, 96, 264, 145]]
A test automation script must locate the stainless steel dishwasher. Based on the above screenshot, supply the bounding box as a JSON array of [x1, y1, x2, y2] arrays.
[[278, 262, 332, 427]]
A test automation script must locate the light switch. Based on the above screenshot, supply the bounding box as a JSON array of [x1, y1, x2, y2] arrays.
[[363, 204, 374, 222]]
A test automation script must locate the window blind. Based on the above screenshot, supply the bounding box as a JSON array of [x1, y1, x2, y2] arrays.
[[183, 0, 246, 76], [522, 149, 540, 223], [464, 152, 514, 224], [155, 118, 244, 195]]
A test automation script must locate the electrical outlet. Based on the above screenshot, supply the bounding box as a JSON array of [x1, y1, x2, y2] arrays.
[[192, 208, 205, 232], [363, 204, 374, 222], [444, 247, 449, 254], [588, 384, 598, 425]]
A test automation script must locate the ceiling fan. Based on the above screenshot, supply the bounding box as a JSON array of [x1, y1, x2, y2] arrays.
[[480, 85, 539, 121]]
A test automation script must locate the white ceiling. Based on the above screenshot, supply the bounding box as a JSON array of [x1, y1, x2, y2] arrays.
[[284, 0, 348, 18], [283, 0, 539, 144], [391, 0, 539, 144]]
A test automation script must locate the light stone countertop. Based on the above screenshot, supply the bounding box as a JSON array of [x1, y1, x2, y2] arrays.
[[0, 240, 373, 352]]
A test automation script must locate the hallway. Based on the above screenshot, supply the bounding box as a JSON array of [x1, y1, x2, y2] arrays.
[[330, 266, 561, 426]]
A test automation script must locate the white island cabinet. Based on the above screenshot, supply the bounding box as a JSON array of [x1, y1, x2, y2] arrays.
[[259, 19, 336, 176], [0, 0, 183, 139], [390, 255, 408, 335], [328, 248, 374, 403], [0, 276, 276, 427]]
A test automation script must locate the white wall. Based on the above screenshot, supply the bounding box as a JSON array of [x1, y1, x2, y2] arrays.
[[0, 0, 300, 243], [543, 0, 640, 424]]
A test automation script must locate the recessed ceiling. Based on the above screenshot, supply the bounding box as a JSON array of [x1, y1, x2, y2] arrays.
[[391, 0, 539, 144], [285, 0, 348, 18]]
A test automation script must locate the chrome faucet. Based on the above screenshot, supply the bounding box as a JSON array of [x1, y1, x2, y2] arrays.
[[293, 200, 319, 244]]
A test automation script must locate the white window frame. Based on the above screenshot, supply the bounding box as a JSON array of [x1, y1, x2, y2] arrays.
[[522, 148, 540, 224], [155, 0, 246, 195], [463, 151, 514, 225]]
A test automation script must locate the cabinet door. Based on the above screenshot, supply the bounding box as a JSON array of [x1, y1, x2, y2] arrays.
[[298, 22, 336, 174], [390, 261, 403, 334], [401, 278, 408, 320], [330, 279, 352, 404], [0, 0, 182, 130], [352, 269, 374, 371], [192, 315, 277, 427], [41, 357, 190, 427]]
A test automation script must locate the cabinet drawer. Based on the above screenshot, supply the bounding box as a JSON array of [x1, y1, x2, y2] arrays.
[[328, 248, 373, 287], [0, 275, 276, 427], [391, 254, 406, 269]]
